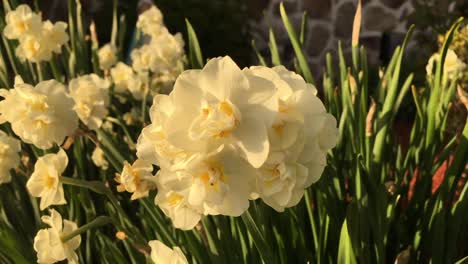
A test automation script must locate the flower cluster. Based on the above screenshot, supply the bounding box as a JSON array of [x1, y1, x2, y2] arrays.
[[0, 76, 78, 149], [4, 5, 68, 62], [131, 5, 185, 93], [130, 56, 338, 230], [69, 74, 110, 130]]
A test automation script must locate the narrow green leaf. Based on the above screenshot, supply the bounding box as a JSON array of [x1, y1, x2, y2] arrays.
[[185, 19, 204, 69], [279, 3, 315, 85]]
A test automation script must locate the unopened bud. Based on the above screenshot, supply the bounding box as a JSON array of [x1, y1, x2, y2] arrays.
[[116, 231, 127, 240], [366, 98, 376, 136]]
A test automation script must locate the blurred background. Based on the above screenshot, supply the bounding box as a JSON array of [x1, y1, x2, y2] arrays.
[[9, 0, 468, 79]]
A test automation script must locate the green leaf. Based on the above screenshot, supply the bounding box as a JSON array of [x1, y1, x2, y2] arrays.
[[269, 29, 281, 66], [338, 219, 357, 264], [279, 3, 315, 85], [185, 19, 204, 69]]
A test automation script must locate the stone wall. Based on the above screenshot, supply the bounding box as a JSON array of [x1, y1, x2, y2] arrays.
[[248, 0, 414, 75]]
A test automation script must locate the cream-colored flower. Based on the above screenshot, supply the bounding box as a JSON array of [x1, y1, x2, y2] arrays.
[[26, 149, 68, 210], [256, 150, 309, 212], [137, 95, 189, 168], [155, 186, 201, 230], [69, 74, 110, 130], [156, 146, 256, 229], [147, 29, 185, 83], [165, 56, 278, 168], [136, 5, 164, 37], [3, 4, 42, 39], [245, 66, 338, 211], [131, 28, 185, 93], [98, 44, 118, 70], [0, 131, 21, 184], [42, 20, 69, 54], [110, 62, 141, 93], [34, 209, 81, 264], [0, 77, 78, 149], [91, 147, 108, 170], [426, 49, 466, 79], [149, 240, 188, 264], [131, 44, 154, 73], [116, 159, 156, 200], [15, 33, 52, 62]]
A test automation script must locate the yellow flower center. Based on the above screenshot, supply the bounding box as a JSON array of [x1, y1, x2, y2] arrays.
[[168, 193, 184, 206], [190, 100, 240, 140], [45, 175, 56, 189]]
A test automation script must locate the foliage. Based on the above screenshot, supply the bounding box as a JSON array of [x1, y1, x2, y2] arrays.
[[0, 1, 466, 263]]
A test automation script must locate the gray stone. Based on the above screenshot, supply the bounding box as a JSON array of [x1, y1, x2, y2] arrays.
[[302, 0, 332, 19], [381, 0, 406, 9], [247, 0, 271, 21], [306, 23, 331, 56], [334, 2, 356, 39], [363, 5, 397, 31]]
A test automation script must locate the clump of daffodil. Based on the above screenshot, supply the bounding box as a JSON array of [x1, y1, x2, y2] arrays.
[[4, 4, 69, 62], [136, 56, 338, 229]]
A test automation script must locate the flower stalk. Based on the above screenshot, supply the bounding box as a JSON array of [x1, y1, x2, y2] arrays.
[[61, 216, 111, 243]]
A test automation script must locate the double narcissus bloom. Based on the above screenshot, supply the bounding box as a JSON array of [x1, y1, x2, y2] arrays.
[[69, 74, 110, 130], [136, 56, 338, 229], [149, 240, 188, 264], [98, 43, 118, 71], [4, 4, 69, 63], [136, 6, 164, 38], [26, 149, 68, 210], [0, 77, 78, 149], [246, 66, 338, 211], [110, 62, 145, 99], [131, 5, 185, 94], [0, 131, 21, 185], [34, 209, 81, 264]]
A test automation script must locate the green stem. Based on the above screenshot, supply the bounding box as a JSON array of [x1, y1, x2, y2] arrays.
[[61, 216, 111, 242], [49, 56, 62, 82], [60, 176, 126, 219]]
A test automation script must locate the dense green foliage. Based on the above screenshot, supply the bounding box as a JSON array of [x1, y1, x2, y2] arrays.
[[0, 1, 466, 263]]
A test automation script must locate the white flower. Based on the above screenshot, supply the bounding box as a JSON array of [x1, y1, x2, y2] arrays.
[[245, 66, 338, 211], [131, 28, 185, 93], [0, 77, 78, 149], [147, 29, 185, 81], [148, 240, 188, 264], [15, 33, 53, 62], [136, 6, 164, 37], [26, 149, 68, 210], [111, 62, 142, 96], [98, 44, 118, 70], [34, 209, 81, 264], [131, 44, 154, 73], [155, 186, 201, 230], [137, 95, 189, 168], [69, 74, 110, 130], [426, 49, 466, 79], [116, 159, 156, 200], [3, 4, 42, 39], [91, 147, 108, 170], [0, 131, 21, 185], [256, 150, 309, 212], [156, 146, 256, 229], [164, 56, 278, 168], [42, 20, 69, 54]]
